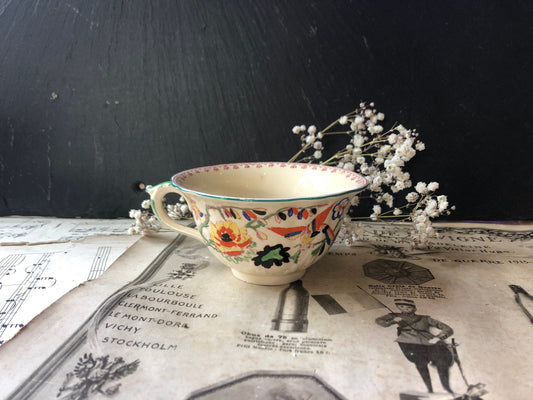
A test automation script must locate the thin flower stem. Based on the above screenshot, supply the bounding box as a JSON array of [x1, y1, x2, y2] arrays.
[[320, 153, 345, 165], [323, 131, 352, 135], [379, 202, 415, 216], [361, 138, 390, 148], [288, 143, 312, 163], [350, 215, 410, 221]]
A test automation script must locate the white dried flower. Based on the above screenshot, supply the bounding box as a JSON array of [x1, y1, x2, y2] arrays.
[[415, 182, 428, 194], [353, 135, 365, 147], [425, 199, 439, 217], [368, 125, 383, 134], [343, 162, 355, 171], [427, 182, 439, 191], [129, 208, 161, 236], [292, 125, 301, 134], [415, 141, 425, 151], [307, 125, 317, 135], [378, 145, 392, 155], [395, 124, 408, 134], [313, 150, 322, 159], [339, 115, 348, 125], [129, 209, 141, 219], [313, 141, 323, 150], [382, 193, 394, 208], [406, 192, 419, 203], [393, 180, 406, 192], [438, 195, 449, 212]]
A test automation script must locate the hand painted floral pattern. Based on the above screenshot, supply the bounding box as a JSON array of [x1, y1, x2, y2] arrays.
[[252, 244, 291, 269], [332, 197, 350, 220], [198, 199, 349, 268], [210, 220, 252, 256]]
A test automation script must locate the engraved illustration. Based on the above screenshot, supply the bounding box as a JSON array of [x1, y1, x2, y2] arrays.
[[376, 299, 486, 399], [271, 280, 309, 333], [509, 284, 533, 323], [312, 286, 386, 315], [370, 245, 413, 259], [168, 262, 205, 280], [57, 353, 140, 400], [184, 371, 347, 399], [364, 259, 434, 285], [312, 294, 347, 315]]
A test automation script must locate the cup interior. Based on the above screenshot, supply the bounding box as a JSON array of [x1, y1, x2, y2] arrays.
[[172, 162, 367, 200]]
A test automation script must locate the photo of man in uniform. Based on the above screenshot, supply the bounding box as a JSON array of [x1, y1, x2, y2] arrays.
[[375, 299, 455, 395]]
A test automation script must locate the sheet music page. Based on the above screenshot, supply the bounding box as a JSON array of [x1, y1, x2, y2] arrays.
[[0, 217, 140, 346], [0, 222, 531, 400]]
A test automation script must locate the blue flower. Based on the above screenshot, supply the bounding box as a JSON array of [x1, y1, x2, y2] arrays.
[[332, 198, 350, 220]]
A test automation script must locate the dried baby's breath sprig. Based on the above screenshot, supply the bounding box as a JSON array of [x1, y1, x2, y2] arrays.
[[130, 102, 452, 248], [128, 207, 160, 236], [129, 197, 192, 236], [290, 102, 453, 248]]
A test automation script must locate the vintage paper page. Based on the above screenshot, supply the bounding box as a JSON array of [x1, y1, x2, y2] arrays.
[[0, 218, 140, 346], [0, 217, 135, 245], [0, 223, 531, 400]]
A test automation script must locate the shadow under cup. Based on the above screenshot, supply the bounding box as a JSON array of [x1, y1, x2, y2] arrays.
[[148, 162, 368, 285]]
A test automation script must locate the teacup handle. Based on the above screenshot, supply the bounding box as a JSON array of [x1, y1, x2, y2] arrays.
[[146, 182, 203, 242]]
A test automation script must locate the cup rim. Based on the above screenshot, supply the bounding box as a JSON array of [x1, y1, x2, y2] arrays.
[[171, 162, 368, 202]]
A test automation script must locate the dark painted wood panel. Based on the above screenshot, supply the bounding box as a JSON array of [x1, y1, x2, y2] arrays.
[[0, 1, 531, 219]]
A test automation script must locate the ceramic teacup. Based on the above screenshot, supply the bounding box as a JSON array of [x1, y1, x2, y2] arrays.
[[147, 162, 368, 285]]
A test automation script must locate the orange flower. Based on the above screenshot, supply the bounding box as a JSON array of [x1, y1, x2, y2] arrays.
[[210, 220, 252, 256]]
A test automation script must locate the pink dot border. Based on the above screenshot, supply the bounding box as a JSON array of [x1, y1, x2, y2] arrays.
[[172, 162, 368, 188]]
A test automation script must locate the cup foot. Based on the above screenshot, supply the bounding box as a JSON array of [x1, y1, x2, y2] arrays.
[[231, 269, 306, 286]]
